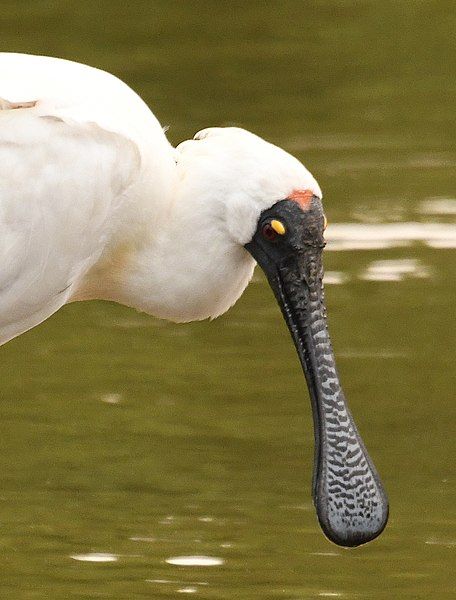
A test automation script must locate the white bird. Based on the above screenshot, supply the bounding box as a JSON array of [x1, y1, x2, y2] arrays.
[[0, 52, 388, 547]]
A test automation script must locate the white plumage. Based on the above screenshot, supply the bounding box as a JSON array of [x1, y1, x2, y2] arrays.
[[0, 54, 392, 548], [0, 52, 321, 344]]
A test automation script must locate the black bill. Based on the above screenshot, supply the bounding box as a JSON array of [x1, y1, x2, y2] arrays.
[[245, 196, 388, 547]]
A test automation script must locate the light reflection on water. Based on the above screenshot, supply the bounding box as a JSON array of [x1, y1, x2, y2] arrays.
[[424, 538, 456, 547], [70, 553, 119, 562], [419, 198, 456, 215], [325, 257, 433, 284], [165, 556, 225, 567], [326, 222, 456, 251], [324, 271, 348, 285], [361, 259, 430, 282]]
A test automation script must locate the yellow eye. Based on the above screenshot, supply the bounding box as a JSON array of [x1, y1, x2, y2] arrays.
[[270, 219, 286, 235], [323, 214, 328, 230]]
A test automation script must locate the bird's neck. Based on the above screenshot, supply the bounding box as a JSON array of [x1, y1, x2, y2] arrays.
[[72, 163, 255, 323]]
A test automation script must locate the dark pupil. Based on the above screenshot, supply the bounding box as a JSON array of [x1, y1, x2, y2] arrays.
[[262, 223, 277, 241]]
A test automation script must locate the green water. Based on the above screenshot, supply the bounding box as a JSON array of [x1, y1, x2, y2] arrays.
[[1, 1, 455, 598]]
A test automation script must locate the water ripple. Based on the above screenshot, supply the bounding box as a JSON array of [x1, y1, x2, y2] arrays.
[[419, 198, 456, 215], [361, 259, 430, 282], [326, 222, 456, 251], [166, 555, 225, 566], [70, 553, 118, 562]]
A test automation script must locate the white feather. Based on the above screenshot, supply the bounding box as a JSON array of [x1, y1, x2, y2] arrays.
[[0, 53, 322, 342]]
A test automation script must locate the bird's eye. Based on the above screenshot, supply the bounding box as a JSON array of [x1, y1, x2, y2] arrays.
[[261, 219, 286, 242], [262, 223, 278, 241]]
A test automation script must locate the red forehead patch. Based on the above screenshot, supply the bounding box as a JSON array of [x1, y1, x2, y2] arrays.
[[288, 189, 314, 210]]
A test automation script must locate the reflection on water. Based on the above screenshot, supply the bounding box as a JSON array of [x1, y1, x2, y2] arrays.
[[324, 271, 348, 285], [419, 198, 456, 215], [146, 579, 208, 595], [165, 556, 224, 567], [361, 259, 430, 282], [1, 1, 455, 598], [70, 553, 119, 562], [326, 222, 456, 251], [100, 392, 122, 404], [425, 538, 456, 548]]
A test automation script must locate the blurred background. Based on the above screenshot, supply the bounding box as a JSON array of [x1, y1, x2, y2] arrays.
[[0, 1, 455, 598]]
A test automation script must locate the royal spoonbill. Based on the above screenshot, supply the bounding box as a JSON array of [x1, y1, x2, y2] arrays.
[[0, 53, 388, 547]]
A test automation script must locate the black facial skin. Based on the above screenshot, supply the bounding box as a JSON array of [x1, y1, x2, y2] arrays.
[[245, 196, 389, 547]]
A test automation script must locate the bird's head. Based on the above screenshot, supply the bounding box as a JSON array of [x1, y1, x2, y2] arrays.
[[175, 127, 322, 245], [178, 128, 388, 546], [175, 127, 389, 547]]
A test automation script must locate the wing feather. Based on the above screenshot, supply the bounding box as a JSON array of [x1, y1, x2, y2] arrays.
[[0, 107, 140, 343]]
